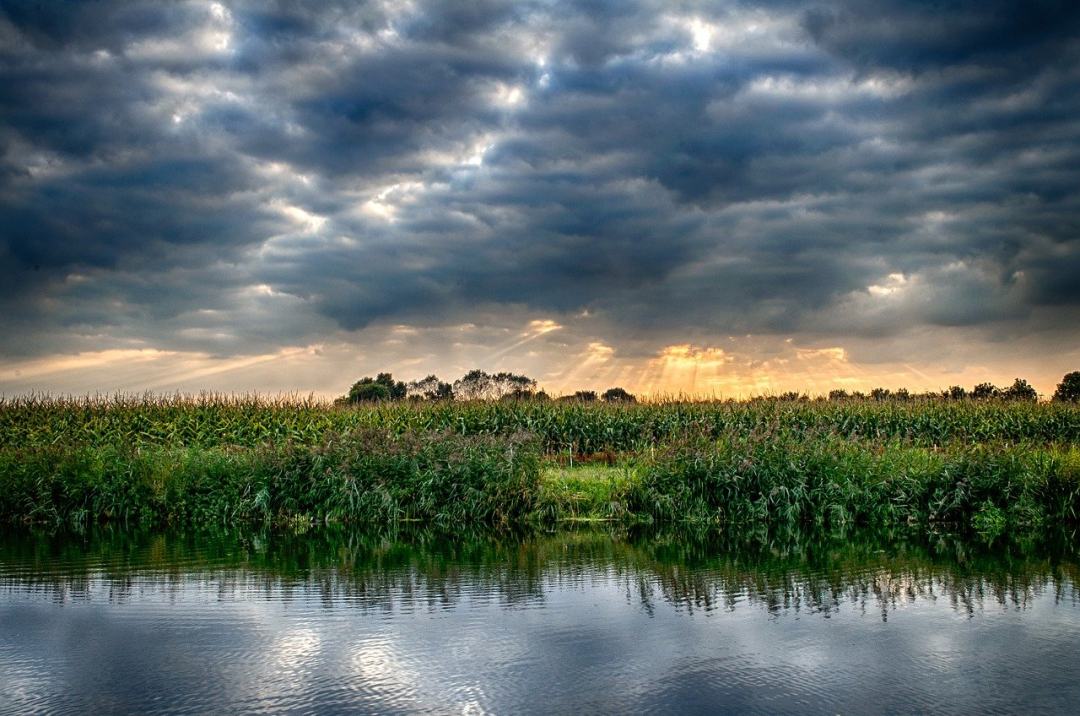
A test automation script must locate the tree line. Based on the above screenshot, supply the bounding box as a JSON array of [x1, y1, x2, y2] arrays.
[[339, 370, 1080, 404], [338, 370, 638, 404]]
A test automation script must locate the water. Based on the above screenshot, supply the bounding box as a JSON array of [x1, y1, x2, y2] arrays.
[[1, 526, 1078, 715]]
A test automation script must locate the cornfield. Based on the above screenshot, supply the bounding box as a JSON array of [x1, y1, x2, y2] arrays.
[[2, 394, 1077, 454]]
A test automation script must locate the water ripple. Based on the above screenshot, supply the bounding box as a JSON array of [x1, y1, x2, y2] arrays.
[[1, 526, 1079, 714]]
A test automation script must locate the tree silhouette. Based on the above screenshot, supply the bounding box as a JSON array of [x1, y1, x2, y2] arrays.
[[1003, 378, 1037, 402], [407, 375, 453, 401], [1053, 372, 1080, 402], [601, 387, 636, 403], [946, 385, 967, 400]]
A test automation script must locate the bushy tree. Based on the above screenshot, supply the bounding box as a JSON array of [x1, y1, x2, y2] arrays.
[[407, 375, 453, 401], [347, 379, 391, 403], [972, 383, 1000, 400], [452, 370, 536, 400], [493, 372, 537, 398], [870, 388, 891, 401], [601, 387, 636, 403], [375, 373, 407, 400], [345, 373, 406, 403], [452, 370, 491, 400], [1003, 378, 1037, 402], [828, 389, 849, 401], [946, 385, 967, 400], [1053, 371, 1080, 402]]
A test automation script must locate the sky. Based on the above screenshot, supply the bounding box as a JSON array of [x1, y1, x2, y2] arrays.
[[1, 0, 1079, 398]]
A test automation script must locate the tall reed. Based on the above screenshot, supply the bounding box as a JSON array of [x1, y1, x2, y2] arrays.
[[625, 431, 1080, 529], [0, 429, 540, 528]]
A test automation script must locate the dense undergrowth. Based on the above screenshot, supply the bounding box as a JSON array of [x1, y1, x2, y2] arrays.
[[1, 396, 1078, 529], [0, 430, 540, 528], [624, 433, 1080, 531]]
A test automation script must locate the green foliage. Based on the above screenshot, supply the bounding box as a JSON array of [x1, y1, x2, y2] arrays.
[[343, 374, 408, 403], [535, 464, 637, 521], [624, 432, 1080, 529], [0, 430, 541, 528], [972, 502, 1008, 537], [1054, 371, 1080, 403], [376, 373, 408, 400], [2, 396, 1079, 530], [348, 381, 391, 402]]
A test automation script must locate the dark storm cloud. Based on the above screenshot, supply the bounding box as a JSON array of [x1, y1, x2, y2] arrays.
[[1, 0, 1078, 360], [802, 0, 1080, 72]]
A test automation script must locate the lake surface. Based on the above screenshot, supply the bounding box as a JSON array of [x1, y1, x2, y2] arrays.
[[1, 525, 1078, 715]]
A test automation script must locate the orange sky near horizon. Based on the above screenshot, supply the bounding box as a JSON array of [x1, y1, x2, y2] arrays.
[[2, 319, 1075, 400]]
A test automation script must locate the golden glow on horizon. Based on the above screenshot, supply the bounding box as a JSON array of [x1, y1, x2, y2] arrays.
[[0, 329, 1073, 400]]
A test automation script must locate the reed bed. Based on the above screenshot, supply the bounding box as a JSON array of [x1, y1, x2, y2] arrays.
[[623, 432, 1080, 530], [0, 429, 540, 528]]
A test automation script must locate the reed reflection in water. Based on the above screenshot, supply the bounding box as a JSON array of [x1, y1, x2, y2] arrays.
[[1, 525, 1078, 714]]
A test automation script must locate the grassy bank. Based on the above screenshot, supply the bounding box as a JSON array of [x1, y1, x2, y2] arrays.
[[1, 426, 1077, 531], [0, 430, 540, 528], [627, 434, 1080, 531], [533, 436, 1080, 532], [1, 397, 1077, 529]]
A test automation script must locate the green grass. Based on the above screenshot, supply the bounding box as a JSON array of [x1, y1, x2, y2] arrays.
[[535, 464, 637, 521]]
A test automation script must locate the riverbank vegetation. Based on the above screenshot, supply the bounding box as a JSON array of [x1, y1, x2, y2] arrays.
[[1, 390, 1078, 530]]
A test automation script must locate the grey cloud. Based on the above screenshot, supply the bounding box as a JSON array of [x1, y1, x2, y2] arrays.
[[802, 0, 1080, 73], [0, 0, 1077, 364]]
